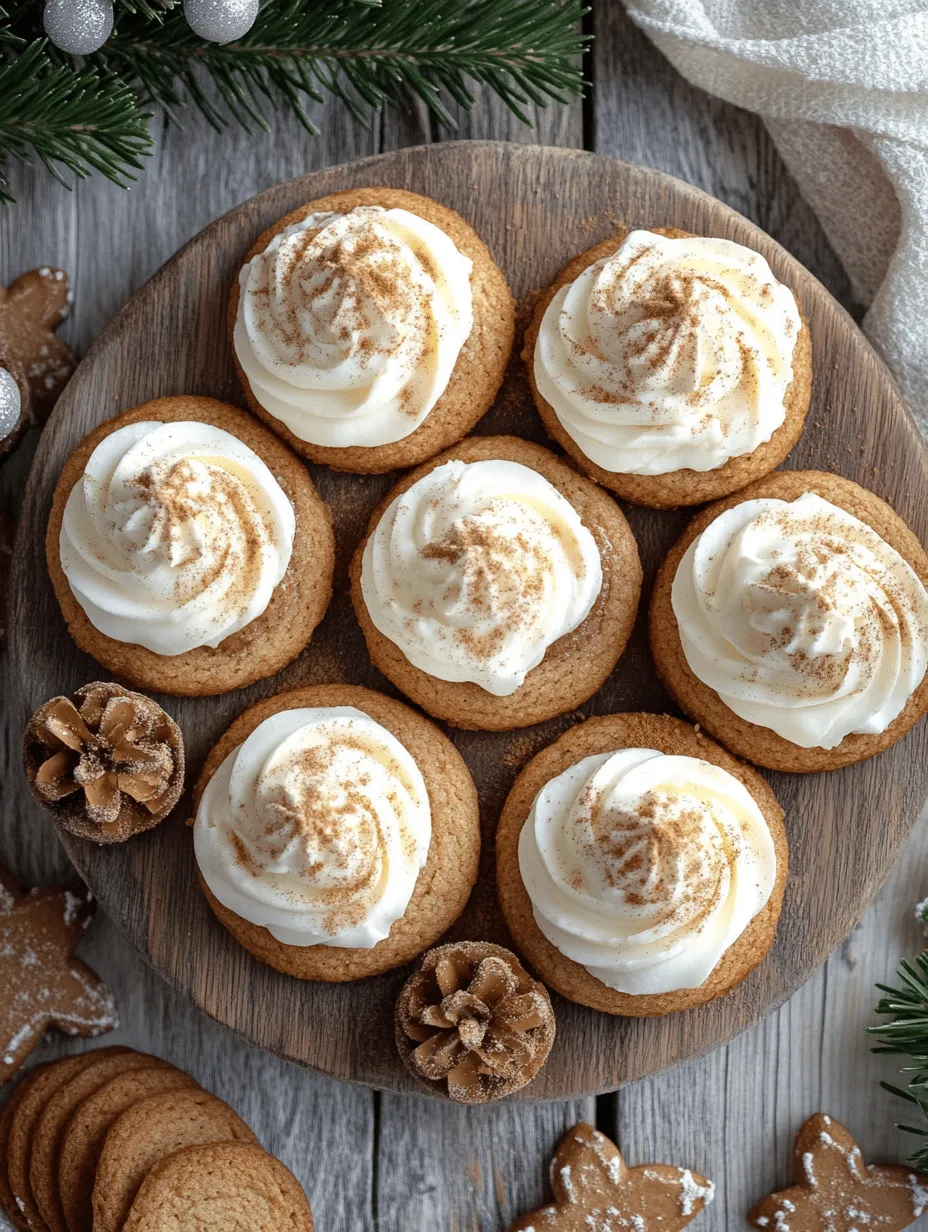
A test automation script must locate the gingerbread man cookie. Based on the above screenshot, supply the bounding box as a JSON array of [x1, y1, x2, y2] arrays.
[[508, 1122, 714, 1232], [0, 865, 117, 1077], [0, 266, 75, 452], [749, 1114, 928, 1232]]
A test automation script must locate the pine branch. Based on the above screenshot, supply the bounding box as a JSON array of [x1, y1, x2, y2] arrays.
[[0, 39, 152, 203], [96, 0, 588, 133], [870, 951, 928, 1170]]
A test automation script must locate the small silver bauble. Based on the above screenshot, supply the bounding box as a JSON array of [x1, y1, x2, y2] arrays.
[[43, 0, 114, 54], [182, 0, 259, 44]]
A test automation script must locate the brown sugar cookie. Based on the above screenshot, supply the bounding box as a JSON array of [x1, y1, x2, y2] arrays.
[[123, 1140, 313, 1231], [193, 683, 480, 981], [0, 867, 117, 1078], [649, 470, 928, 772], [508, 1122, 714, 1232], [230, 186, 515, 474], [92, 1088, 258, 1232], [496, 712, 787, 1016], [524, 227, 812, 509], [5, 1048, 127, 1232], [1, 1066, 47, 1232], [45, 396, 335, 697], [30, 1050, 174, 1232], [350, 434, 642, 731], [58, 1064, 197, 1232], [0, 266, 75, 427], [748, 1114, 928, 1232], [23, 682, 185, 844], [395, 940, 556, 1104]]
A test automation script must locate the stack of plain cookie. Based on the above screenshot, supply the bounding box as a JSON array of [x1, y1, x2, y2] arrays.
[[0, 1046, 312, 1231]]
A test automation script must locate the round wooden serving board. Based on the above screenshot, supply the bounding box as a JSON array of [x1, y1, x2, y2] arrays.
[[10, 142, 928, 1099]]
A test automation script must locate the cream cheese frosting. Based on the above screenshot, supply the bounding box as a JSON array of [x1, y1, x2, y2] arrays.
[[518, 748, 777, 995], [672, 492, 928, 749], [534, 230, 802, 475], [360, 457, 602, 696], [233, 205, 474, 448], [194, 706, 431, 949], [59, 420, 295, 656]]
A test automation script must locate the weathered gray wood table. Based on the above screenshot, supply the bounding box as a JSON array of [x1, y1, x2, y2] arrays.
[[2, 11, 927, 1229]]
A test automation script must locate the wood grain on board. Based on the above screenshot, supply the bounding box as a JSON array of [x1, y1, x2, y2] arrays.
[[2, 12, 927, 1229], [8, 139, 927, 1106]]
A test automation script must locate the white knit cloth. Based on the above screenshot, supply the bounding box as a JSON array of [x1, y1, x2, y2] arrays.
[[624, 0, 928, 428]]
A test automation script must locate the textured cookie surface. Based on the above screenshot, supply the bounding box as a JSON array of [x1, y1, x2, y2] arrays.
[[230, 186, 515, 474], [92, 1088, 258, 1232], [350, 434, 642, 731], [194, 683, 480, 980], [30, 1050, 172, 1232], [123, 1141, 313, 1231], [496, 712, 787, 1015], [0, 1067, 44, 1231], [5, 1048, 126, 1232], [58, 1063, 196, 1232], [45, 396, 335, 697], [523, 227, 813, 509], [649, 469, 928, 771]]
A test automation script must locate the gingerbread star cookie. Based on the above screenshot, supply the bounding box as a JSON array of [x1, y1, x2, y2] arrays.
[[749, 1114, 928, 1232], [0, 266, 75, 440], [0, 865, 117, 1077], [508, 1122, 714, 1232]]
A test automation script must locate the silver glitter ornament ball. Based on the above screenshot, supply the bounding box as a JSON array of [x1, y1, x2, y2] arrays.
[[183, 0, 259, 43], [43, 0, 114, 54]]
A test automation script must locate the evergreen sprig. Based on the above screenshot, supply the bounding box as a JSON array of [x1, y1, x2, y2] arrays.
[[869, 951, 928, 1169], [0, 0, 587, 200], [0, 39, 151, 202]]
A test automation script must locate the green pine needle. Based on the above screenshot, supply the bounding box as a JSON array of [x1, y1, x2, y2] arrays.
[[870, 950, 928, 1170], [0, 0, 587, 200], [0, 39, 152, 202]]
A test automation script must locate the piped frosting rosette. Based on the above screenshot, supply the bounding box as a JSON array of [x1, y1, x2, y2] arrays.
[[534, 230, 801, 475], [360, 457, 602, 696], [194, 707, 431, 949], [518, 748, 776, 994], [671, 492, 928, 749], [233, 206, 474, 448], [58, 420, 295, 656]]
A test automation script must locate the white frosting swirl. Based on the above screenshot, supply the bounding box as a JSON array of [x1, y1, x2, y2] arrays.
[[233, 206, 474, 448], [534, 230, 802, 475], [194, 706, 431, 948], [59, 420, 295, 656], [519, 748, 777, 994], [360, 458, 602, 696], [672, 492, 928, 749]]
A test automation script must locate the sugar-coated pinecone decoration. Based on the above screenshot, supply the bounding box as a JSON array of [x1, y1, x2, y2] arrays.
[[395, 940, 555, 1103], [24, 682, 185, 843]]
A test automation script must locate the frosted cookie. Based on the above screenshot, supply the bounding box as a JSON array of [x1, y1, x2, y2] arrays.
[[30, 1050, 174, 1232], [748, 1114, 928, 1232], [525, 227, 812, 508], [122, 1141, 312, 1232], [230, 186, 514, 474], [350, 434, 641, 731], [58, 1064, 196, 1232], [496, 712, 787, 1016], [92, 1088, 257, 1232], [650, 470, 928, 772], [46, 396, 335, 697], [193, 684, 480, 980]]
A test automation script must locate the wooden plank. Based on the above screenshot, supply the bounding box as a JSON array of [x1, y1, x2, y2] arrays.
[[375, 1095, 595, 1230], [0, 95, 377, 1232], [592, 10, 928, 1229]]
